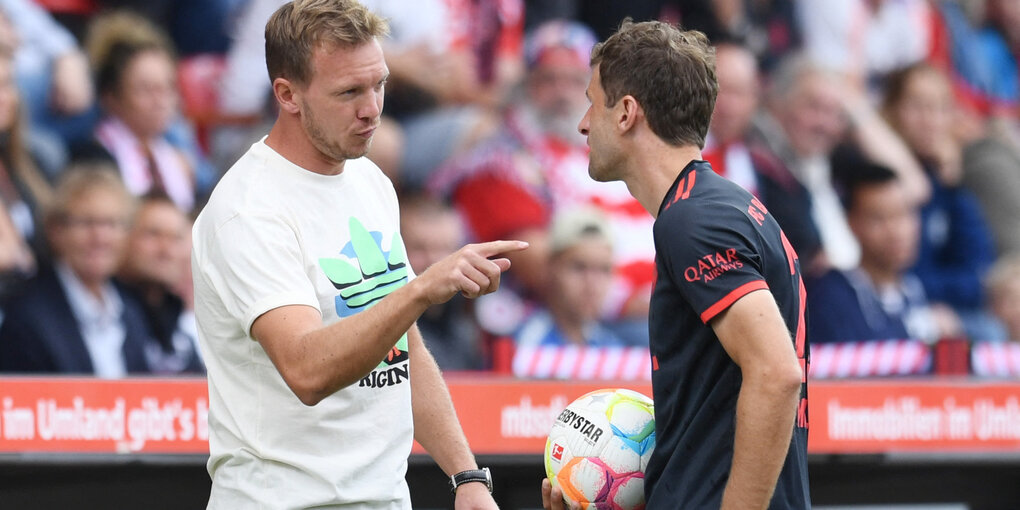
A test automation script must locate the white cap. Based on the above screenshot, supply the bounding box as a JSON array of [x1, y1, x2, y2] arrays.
[[548, 206, 612, 254]]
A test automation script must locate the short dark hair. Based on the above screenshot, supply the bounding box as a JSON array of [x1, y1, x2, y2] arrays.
[[265, 0, 388, 86], [590, 20, 718, 148], [841, 161, 899, 213], [86, 11, 175, 97]]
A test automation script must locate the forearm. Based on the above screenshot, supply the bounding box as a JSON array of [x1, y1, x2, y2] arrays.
[[255, 240, 525, 406], [410, 327, 477, 476], [720, 374, 801, 510], [259, 279, 432, 405], [845, 99, 931, 204]]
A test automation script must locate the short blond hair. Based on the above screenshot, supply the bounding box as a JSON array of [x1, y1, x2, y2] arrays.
[[45, 163, 136, 227], [265, 0, 388, 86]]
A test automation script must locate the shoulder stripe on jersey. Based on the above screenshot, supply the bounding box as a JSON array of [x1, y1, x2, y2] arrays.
[[665, 170, 699, 211], [699, 280, 769, 323], [680, 169, 697, 200]]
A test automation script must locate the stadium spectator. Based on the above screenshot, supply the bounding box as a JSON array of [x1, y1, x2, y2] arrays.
[[753, 53, 929, 272], [807, 162, 957, 344], [704, 42, 821, 270], [433, 19, 655, 344], [0, 0, 96, 148], [117, 193, 203, 374], [961, 133, 1020, 258], [399, 192, 485, 370], [0, 164, 153, 377], [705, 0, 799, 72], [513, 207, 624, 350], [77, 11, 200, 212], [972, 254, 1020, 378], [986, 255, 1020, 343], [882, 62, 998, 340], [795, 0, 931, 87], [930, 0, 1018, 117], [0, 52, 54, 262]]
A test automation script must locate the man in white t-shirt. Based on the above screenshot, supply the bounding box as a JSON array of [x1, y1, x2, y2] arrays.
[[191, 1, 522, 508]]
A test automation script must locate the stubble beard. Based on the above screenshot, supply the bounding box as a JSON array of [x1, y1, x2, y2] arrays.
[[302, 102, 371, 163]]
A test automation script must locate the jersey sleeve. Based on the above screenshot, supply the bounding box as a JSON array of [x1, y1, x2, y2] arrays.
[[198, 212, 321, 335], [656, 204, 768, 324]]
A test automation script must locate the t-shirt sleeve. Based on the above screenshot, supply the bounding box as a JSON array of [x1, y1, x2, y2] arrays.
[[200, 212, 320, 335], [657, 204, 768, 324]]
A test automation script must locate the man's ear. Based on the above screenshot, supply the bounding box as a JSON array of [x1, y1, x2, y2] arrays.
[[617, 95, 642, 134], [273, 77, 302, 115]]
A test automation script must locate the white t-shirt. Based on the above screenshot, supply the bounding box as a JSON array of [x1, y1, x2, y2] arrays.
[[192, 139, 414, 509]]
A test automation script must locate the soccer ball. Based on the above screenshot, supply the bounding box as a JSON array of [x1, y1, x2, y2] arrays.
[[544, 388, 655, 510]]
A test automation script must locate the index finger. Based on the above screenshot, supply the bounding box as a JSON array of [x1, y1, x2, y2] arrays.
[[473, 240, 530, 257]]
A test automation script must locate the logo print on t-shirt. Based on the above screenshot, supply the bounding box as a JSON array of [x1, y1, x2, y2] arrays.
[[319, 217, 410, 372]]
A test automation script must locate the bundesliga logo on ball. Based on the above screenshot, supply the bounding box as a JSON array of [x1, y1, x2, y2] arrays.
[[544, 388, 656, 510]]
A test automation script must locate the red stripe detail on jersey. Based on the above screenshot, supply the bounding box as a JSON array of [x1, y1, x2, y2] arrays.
[[652, 355, 659, 371], [780, 230, 807, 360], [700, 280, 769, 323], [666, 176, 687, 210], [680, 170, 697, 200]]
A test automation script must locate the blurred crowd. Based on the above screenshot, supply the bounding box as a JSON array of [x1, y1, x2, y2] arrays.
[[0, 0, 1019, 379]]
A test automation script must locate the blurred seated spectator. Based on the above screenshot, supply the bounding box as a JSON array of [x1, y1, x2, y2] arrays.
[[929, 0, 1018, 118], [117, 192, 203, 374], [972, 255, 1020, 377], [961, 132, 1020, 258], [807, 162, 959, 344], [514, 207, 624, 349], [753, 53, 929, 273], [881, 62, 998, 340], [0, 0, 96, 147], [986, 255, 1020, 342], [433, 20, 655, 344], [0, 52, 55, 259], [0, 164, 153, 377], [399, 192, 485, 370], [795, 0, 931, 88], [509, 207, 645, 380], [709, 0, 801, 73], [705, 42, 821, 270], [0, 198, 33, 302], [75, 11, 202, 212]]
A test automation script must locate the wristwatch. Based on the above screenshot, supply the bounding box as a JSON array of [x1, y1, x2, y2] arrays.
[[450, 467, 492, 494]]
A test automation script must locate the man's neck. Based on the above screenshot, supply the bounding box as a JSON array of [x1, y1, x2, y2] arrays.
[[265, 118, 346, 176], [623, 137, 704, 218], [118, 273, 171, 307], [859, 260, 901, 288], [549, 309, 587, 346]]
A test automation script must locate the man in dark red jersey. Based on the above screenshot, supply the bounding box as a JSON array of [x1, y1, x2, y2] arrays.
[[542, 20, 810, 510]]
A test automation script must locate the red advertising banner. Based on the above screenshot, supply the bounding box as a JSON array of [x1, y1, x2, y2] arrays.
[[0, 377, 208, 454], [809, 380, 1020, 453], [1, 377, 1019, 456]]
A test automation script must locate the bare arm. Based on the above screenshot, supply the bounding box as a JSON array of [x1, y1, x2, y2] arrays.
[[408, 325, 497, 509], [713, 289, 802, 510], [251, 240, 527, 406], [842, 87, 931, 205]]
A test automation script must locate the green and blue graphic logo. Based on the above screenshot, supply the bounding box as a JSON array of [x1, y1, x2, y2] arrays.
[[319, 217, 409, 369]]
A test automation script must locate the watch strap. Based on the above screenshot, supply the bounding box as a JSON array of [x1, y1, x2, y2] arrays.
[[450, 467, 492, 494]]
